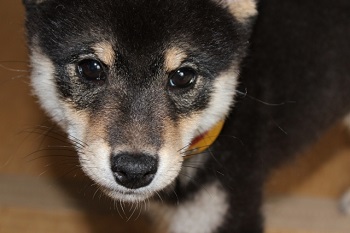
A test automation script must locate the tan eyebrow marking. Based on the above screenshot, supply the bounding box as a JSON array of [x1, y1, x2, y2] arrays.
[[93, 41, 115, 66], [164, 47, 188, 72]]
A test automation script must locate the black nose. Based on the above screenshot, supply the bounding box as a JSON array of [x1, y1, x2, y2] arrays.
[[110, 153, 158, 189]]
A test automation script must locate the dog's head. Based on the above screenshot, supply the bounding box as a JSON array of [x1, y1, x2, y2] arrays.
[[23, 0, 256, 202]]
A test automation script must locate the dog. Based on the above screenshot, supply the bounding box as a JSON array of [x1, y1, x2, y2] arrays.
[[22, 0, 350, 232]]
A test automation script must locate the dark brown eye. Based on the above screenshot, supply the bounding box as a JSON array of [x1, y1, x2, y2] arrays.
[[77, 59, 106, 84], [169, 67, 197, 88]]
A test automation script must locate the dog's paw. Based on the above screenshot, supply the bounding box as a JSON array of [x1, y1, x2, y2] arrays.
[[340, 188, 350, 215]]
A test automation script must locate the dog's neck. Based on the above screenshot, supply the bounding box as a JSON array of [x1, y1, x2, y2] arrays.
[[184, 120, 225, 158]]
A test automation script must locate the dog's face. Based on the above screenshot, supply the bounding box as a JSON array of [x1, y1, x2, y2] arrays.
[[23, 0, 256, 202]]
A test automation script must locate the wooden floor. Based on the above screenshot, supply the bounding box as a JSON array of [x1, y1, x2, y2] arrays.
[[0, 173, 350, 233], [1, 1, 350, 232]]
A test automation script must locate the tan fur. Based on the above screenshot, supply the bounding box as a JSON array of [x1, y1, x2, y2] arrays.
[[152, 118, 183, 192], [93, 41, 115, 66], [162, 118, 182, 148], [164, 47, 187, 72], [223, 0, 258, 22], [177, 114, 203, 150], [62, 102, 90, 143], [110, 116, 161, 155]]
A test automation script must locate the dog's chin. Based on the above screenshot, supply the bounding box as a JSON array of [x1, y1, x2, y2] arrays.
[[102, 186, 155, 202], [99, 180, 178, 203]]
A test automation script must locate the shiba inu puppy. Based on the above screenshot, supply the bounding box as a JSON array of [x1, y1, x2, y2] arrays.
[[23, 0, 350, 232]]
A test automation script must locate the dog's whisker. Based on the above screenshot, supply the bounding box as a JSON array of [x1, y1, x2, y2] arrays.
[[20, 127, 86, 150], [236, 88, 296, 106], [25, 156, 79, 166], [216, 170, 225, 176], [24, 148, 77, 160], [182, 165, 205, 171], [28, 125, 88, 148], [92, 186, 101, 200], [216, 134, 245, 147], [177, 142, 192, 153], [34, 125, 59, 149], [58, 166, 84, 178], [126, 201, 139, 222], [145, 196, 151, 213], [134, 201, 143, 222], [119, 199, 127, 218], [0, 63, 30, 73], [155, 190, 164, 204], [114, 199, 124, 220], [38, 170, 49, 177], [46, 145, 76, 149], [180, 144, 211, 155], [171, 188, 180, 206]]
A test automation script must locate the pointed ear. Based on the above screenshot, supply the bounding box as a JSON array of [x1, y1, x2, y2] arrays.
[[215, 0, 258, 22]]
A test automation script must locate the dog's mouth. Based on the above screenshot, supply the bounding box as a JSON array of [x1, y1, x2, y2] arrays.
[[102, 186, 152, 201]]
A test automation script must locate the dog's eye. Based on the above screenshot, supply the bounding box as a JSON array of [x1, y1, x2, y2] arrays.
[[169, 67, 197, 89], [77, 59, 106, 84]]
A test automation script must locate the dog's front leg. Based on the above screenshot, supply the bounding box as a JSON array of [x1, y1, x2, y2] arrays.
[[215, 173, 264, 233]]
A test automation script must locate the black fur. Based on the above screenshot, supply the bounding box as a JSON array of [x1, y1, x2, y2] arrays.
[[23, 0, 350, 232], [170, 0, 350, 232]]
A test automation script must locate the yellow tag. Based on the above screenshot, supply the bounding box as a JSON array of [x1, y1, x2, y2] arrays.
[[184, 120, 225, 158]]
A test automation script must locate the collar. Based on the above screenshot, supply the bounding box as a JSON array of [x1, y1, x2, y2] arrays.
[[184, 120, 225, 158]]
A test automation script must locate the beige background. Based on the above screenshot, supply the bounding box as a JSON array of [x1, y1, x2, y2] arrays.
[[0, 1, 349, 232]]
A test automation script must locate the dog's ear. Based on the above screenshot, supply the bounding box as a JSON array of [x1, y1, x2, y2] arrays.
[[214, 0, 258, 22]]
